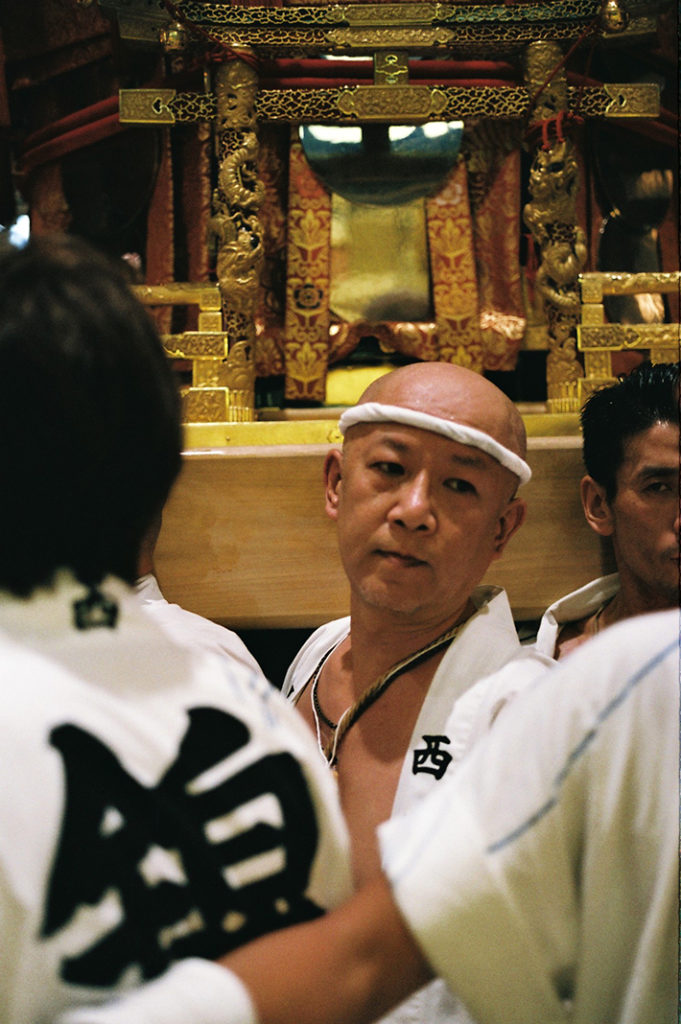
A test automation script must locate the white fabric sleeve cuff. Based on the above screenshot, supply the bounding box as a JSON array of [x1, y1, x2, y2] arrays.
[[56, 958, 258, 1024]]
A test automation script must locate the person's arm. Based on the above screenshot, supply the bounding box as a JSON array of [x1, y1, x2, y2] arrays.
[[57, 876, 432, 1024], [222, 874, 433, 1024]]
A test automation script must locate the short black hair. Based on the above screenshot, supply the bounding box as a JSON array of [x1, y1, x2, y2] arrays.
[[581, 361, 680, 500], [0, 235, 182, 596]]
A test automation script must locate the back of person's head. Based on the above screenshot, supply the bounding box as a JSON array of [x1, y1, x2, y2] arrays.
[[581, 361, 680, 499], [0, 234, 182, 596]]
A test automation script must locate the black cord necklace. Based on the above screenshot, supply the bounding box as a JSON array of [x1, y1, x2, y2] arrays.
[[310, 619, 463, 769]]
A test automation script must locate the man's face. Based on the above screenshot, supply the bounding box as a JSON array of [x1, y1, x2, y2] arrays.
[[325, 423, 524, 630], [609, 422, 680, 608]]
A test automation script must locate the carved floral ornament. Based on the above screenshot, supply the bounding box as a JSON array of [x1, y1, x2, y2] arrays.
[[108, 0, 672, 420]]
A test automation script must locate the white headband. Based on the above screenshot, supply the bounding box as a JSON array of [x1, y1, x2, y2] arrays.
[[338, 402, 532, 485]]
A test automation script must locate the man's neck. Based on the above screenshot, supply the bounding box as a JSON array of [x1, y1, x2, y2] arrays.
[[604, 581, 674, 628], [345, 597, 476, 689], [556, 579, 675, 661]]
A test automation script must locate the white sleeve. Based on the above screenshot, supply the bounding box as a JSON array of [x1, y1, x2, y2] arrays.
[[380, 615, 679, 1024], [56, 959, 257, 1024]]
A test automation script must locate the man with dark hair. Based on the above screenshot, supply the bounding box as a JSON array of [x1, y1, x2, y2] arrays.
[[534, 360, 679, 659], [0, 235, 182, 596], [0, 236, 350, 1024]]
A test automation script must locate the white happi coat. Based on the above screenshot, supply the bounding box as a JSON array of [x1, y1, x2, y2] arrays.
[[0, 573, 351, 1024], [381, 609, 679, 1024], [533, 573, 621, 657], [284, 584, 552, 1024], [135, 572, 262, 676]]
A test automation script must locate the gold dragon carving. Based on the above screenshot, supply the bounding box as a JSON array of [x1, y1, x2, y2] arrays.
[[523, 41, 586, 412], [209, 57, 265, 420]]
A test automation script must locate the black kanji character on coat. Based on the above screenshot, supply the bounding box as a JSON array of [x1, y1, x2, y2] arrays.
[[41, 707, 320, 987]]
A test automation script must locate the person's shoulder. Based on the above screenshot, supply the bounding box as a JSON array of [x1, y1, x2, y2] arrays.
[[0, 631, 70, 683], [0, 634, 87, 755], [522, 608, 680, 742], [283, 617, 351, 698], [488, 646, 555, 687], [561, 608, 678, 685], [542, 573, 621, 626], [533, 573, 621, 656], [136, 581, 262, 675], [443, 646, 556, 741]]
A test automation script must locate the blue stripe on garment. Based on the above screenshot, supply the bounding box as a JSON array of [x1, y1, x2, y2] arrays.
[[486, 639, 678, 855]]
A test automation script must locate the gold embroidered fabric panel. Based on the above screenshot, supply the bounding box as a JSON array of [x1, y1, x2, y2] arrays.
[[467, 125, 525, 372], [255, 128, 288, 379], [284, 136, 332, 401], [426, 161, 482, 371]]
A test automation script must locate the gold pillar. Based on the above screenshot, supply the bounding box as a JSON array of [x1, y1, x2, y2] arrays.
[[210, 55, 264, 421], [523, 41, 586, 412]]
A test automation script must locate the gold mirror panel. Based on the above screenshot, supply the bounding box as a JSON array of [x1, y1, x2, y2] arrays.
[[330, 194, 431, 322]]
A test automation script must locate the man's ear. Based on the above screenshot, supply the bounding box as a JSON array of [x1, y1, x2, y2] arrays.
[[491, 497, 527, 560], [324, 448, 343, 521], [581, 474, 615, 537]]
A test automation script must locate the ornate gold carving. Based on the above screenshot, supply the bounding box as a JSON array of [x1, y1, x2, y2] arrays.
[[223, 339, 256, 392], [174, 0, 606, 28], [580, 276, 604, 304], [126, 61, 266, 423], [436, 0, 600, 23], [208, 27, 330, 52], [577, 272, 679, 395], [226, 390, 256, 422], [209, 58, 264, 421], [374, 51, 409, 85], [198, 311, 223, 332], [119, 89, 177, 124], [567, 83, 660, 118], [207, 21, 604, 53], [599, 0, 630, 32], [161, 333, 228, 359], [256, 89, 349, 122], [127, 0, 655, 58], [580, 304, 605, 326], [214, 59, 258, 132], [255, 86, 530, 122], [181, 388, 228, 423], [178, 2, 345, 27], [524, 40, 567, 114], [121, 84, 658, 127], [342, 4, 437, 25], [336, 84, 447, 120], [523, 42, 585, 409], [578, 324, 681, 349], [583, 350, 613, 378], [169, 92, 216, 122], [603, 82, 659, 116], [580, 271, 680, 296], [546, 380, 581, 414], [579, 377, 613, 403], [133, 283, 221, 308], [652, 348, 681, 364], [327, 26, 453, 47], [193, 362, 230, 388]]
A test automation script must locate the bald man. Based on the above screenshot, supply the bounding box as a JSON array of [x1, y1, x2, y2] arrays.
[[284, 363, 551, 1024]]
